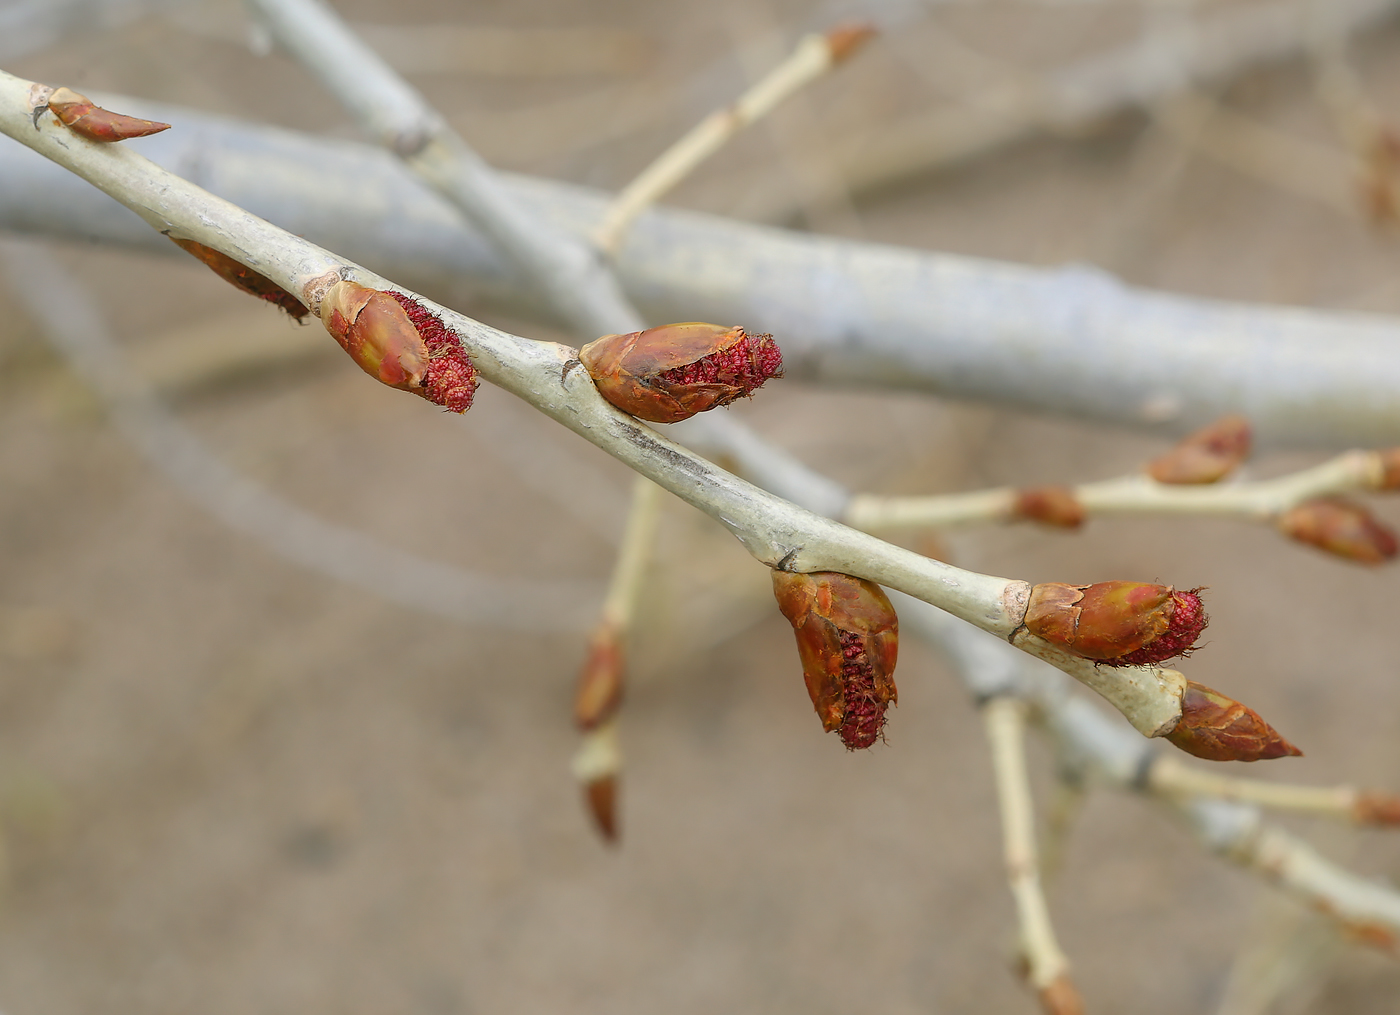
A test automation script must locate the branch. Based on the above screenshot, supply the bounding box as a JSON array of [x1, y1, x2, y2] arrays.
[[1148, 754, 1400, 826], [591, 24, 873, 254], [983, 697, 1083, 1014], [846, 448, 1397, 533], [895, 595, 1400, 952], [9, 100, 1400, 447], [706, 0, 1400, 219], [572, 477, 663, 843], [0, 69, 1055, 691]]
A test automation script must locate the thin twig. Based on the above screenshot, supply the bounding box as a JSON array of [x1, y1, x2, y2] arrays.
[[571, 476, 663, 841], [590, 23, 873, 255], [845, 450, 1393, 533], [1149, 754, 1400, 826], [728, 0, 1400, 219], [896, 594, 1400, 950], [983, 697, 1083, 1014], [4, 67, 1203, 735]]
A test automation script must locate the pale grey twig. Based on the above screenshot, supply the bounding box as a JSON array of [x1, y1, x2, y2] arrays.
[[894, 593, 1400, 949], [0, 66, 1201, 736], [6, 100, 1400, 447]]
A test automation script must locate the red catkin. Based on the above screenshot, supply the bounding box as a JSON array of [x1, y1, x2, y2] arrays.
[[655, 330, 783, 392], [836, 629, 889, 750], [388, 292, 478, 413], [1110, 588, 1208, 667]]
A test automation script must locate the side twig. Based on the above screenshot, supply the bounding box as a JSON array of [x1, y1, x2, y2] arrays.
[[590, 23, 873, 255], [846, 449, 1397, 532], [984, 696, 1084, 1015], [572, 476, 664, 842]]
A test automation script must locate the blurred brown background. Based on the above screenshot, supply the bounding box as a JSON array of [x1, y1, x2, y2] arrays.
[[1, 0, 1400, 1012]]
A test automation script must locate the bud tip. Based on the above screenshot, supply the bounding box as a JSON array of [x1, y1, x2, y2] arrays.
[[1165, 681, 1302, 762], [584, 776, 619, 844]]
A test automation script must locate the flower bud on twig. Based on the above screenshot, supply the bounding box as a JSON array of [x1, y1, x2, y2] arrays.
[[572, 722, 621, 844], [772, 571, 898, 750], [1012, 486, 1085, 528], [44, 86, 170, 142], [1147, 415, 1252, 484], [1039, 975, 1085, 1015], [825, 23, 877, 65], [1165, 681, 1302, 762], [170, 238, 309, 320], [1023, 581, 1207, 667], [574, 623, 624, 731], [585, 776, 619, 843], [579, 322, 781, 423], [1354, 792, 1400, 826], [1376, 448, 1400, 490], [320, 281, 477, 412], [1278, 498, 1398, 564]]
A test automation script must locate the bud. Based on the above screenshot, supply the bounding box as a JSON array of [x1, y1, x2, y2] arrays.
[[1023, 581, 1207, 667], [170, 238, 308, 320], [572, 723, 621, 845], [772, 571, 898, 750], [45, 86, 170, 142], [1354, 791, 1400, 826], [574, 624, 624, 731], [1012, 486, 1085, 528], [1375, 448, 1400, 490], [1165, 681, 1302, 762], [1361, 127, 1400, 224], [1278, 498, 1398, 564], [825, 23, 877, 65], [1147, 415, 1252, 484], [320, 281, 477, 412], [579, 323, 781, 423], [584, 775, 619, 843], [1039, 975, 1085, 1015]]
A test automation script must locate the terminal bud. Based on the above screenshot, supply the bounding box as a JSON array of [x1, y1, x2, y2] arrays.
[[1165, 681, 1302, 762], [772, 571, 898, 750], [46, 86, 170, 142], [1278, 499, 1398, 564], [1024, 581, 1207, 667], [580, 322, 781, 423]]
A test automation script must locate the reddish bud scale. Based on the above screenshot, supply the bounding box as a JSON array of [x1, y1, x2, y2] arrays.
[[387, 292, 477, 412], [46, 86, 170, 142], [1346, 922, 1399, 953], [1165, 681, 1302, 762], [1024, 581, 1207, 667], [1148, 415, 1252, 485], [574, 626, 624, 731], [772, 571, 898, 751], [170, 238, 309, 320], [1377, 448, 1400, 490], [1012, 486, 1085, 528], [584, 776, 619, 843], [1038, 975, 1086, 1015], [1278, 498, 1398, 564], [580, 322, 782, 423], [1354, 792, 1400, 826], [825, 23, 877, 64]]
